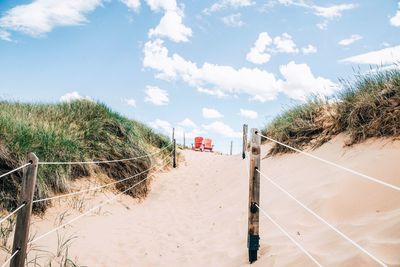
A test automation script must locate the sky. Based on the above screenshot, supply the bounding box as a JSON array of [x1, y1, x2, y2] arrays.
[[0, 0, 399, 154]]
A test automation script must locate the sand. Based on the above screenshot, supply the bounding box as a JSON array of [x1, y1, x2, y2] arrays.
[[1, 134, 399, 266]]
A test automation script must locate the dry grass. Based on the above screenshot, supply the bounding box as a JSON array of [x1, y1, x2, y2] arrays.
[[263, 69, 400, 155]]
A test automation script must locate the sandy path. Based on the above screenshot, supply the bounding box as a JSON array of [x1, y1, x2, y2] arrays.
[[3, 135, 399, 266]]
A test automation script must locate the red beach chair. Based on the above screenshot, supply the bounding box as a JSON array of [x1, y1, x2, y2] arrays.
[[203, 138, 213, 152], [192, 137, 204, 151]]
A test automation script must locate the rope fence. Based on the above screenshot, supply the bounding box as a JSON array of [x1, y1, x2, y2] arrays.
[[243, 125, 395, 266], [0, 163, 31, 179], [1, 140, 176, 267]]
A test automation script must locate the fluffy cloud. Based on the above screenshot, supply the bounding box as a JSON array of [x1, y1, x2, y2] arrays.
[[221, 13, 244, 27], [390, 3, 400, 27], [120, 0, 141, 11], [148, 119, 172, 135], [273, 32, 299, 53], [239, 108, 258, 119], [60, 91, 92, 102], [122, 98, 137, 107], [178, 118, 197, 128], [204, 0, 254, 14], [338, 34, 362, 46], [246, 32, 300, 64], [149, 119, 204, 140], [143, 39, 337, 102], [246, 32, 272, 64], [279, 61, 339, 101], [144, 85, 169, 105], [340, 45, 400, 65], [0, 0, 103, 37], [278, 1, 356, 29], [202, 121, 241, 138], [202, 108, 224, 119], [146, 0, 192, 43], [0, 30, 11, 41], [197, 87, 228, 98], [302, 44, 317, 54]]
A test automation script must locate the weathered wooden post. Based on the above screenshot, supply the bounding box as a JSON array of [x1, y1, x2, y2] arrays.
[[247, 129, 260, 263], [11, 153, 38, 267], [242, 124, 248, 159], [230, 141, 233, 155], [173, 139, 177, 168], [172, 127, 175, 142], [183, 132, 186, 149]]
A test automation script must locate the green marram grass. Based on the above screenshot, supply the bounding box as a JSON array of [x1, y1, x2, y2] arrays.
[[263, 69, 400, 155], [0, 100, 172, 213]]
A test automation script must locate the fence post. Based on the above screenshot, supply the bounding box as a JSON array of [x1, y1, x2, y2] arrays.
[[247, 128, 260, 263], [242, 124, 248, 159], [230, 141, 233, 155], [11, 153, 38, 267], [173, 139, 177, 168], [183, 132, 186, 149]]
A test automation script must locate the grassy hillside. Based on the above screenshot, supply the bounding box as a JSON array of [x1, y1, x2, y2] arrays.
[[0, 100, 172, 213], [263, 69, 400, 155]]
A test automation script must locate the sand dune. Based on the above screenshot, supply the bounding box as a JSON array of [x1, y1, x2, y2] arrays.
[[2, 134, 399, 266]]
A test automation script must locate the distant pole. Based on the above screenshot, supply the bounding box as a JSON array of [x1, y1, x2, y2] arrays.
[[173, 139, 177, 168], [230, 141, 233, 155], [242, 124, 248, 159], [183, 132, 186, 149], [172, 127, 175, 142], [11, 153, 38, 267], [247, 129, 261, 264]]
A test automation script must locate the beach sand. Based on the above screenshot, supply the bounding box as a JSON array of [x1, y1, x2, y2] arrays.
[[2, 134, 399, 266]]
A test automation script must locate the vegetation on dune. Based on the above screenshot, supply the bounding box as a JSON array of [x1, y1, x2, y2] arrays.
[[263, 69, 400, 155], [0, 100, 171, 213]]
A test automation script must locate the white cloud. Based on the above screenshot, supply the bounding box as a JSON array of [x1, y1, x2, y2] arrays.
[[279, 61, 339, 101], [60, 91, 92, 102], [0, 30, 11, 41], [178, 118, 197, 128], [197, 87, 228, 98], [221, 13, 244, 27], [340, 45, 400, 65], [390, 3, 400, 27], [202, 121, 241, 138], [122, 98, 137, 107], [143, 39, 337, 102], [148, 119, 172, 135], [146, 0, 192, 43], [302, 44, 317, 54], [239, 108, 258, 119], [144, 85, 169, 105], [149, 119, 204, 140], [0, 0, 103, 37], [278, 1, 356, 29], [273, 32, 299, 53], [204, 0, 254, 14], [338, 34, 362, 46], [120, 0, 141, 11], [202, 108, 224, 119], [246, 32, 272, 64]]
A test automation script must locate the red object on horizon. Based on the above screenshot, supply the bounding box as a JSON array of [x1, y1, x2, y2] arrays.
[[192, 137, 213, 152]]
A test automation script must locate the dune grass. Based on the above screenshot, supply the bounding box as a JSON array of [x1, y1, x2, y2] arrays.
[[263, 69, 400, 155], [0, 100, 172, 213]]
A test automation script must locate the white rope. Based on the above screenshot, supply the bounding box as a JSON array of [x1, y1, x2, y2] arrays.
[[257, 169, 387, 267], [38, 143, 172, 165], [1, 249, 20, 267], [29, 161, 169, 245], [32, 151, 172, 203], [0, 163, 31, 179], [255, 203, 323, 267], [0, 203, 26, 225], [257, 132, 399, 192]]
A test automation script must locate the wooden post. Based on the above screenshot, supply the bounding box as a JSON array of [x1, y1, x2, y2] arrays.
[[242, 124, 248, 159], [183, 132, 186, 149], [247, 129, 261, 263], [172, 128, 175, 142], [230, 141, 233, 155], [11, 153, 38, 267], [173, 139, 177, 168]]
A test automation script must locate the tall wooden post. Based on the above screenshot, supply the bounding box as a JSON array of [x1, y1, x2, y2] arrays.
[[230, 141, 233, 155], [11, 153, 38, 267], [247, 129, 261, 263], [242, 124, 248, 159], [173, 139, 177, 168], [183, 132, 186, 149], [172, 127, 175, 142]]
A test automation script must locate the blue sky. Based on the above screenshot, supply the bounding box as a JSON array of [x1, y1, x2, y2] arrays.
[[0, 0, 399, 154]]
